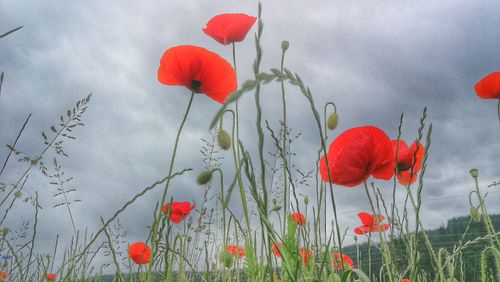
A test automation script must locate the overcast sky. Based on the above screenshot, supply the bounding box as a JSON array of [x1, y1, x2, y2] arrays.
[[1, 0, 499, 274]]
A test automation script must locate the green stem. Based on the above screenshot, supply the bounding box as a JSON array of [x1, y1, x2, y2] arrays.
[[147, 91, 195, 281], [497, 98, 500, 127], [231, 43, 253, 244], [280, 47, 289, 237], [363, 182, 394, 282], [212, 168, 227, 247], [473, 175, 500, 247]]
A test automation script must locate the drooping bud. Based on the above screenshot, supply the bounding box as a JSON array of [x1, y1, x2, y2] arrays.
[[327, 111, 339, 130], [2, 228, 9, 236], [353, 235, 358, 242], [470, 207, 481, 222], [217, 129, 231, 150], [469, 168, 479, 178], [303, 195, 309, 205], [196, 170, 213, 185], [281, 40, 290, 51]]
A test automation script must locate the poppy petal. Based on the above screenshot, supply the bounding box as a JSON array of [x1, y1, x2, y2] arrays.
[[409, 142, 425, 172], [158, 45, 237, 104], [397, 171, 418, 185], [203, 14, 257, 45], [320, 126, 394, 187], [475, 72, 500, 99], [358, 212, 372, 226]]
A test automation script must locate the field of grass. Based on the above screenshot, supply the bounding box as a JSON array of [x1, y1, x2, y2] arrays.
[[1, 1, 499, 281]]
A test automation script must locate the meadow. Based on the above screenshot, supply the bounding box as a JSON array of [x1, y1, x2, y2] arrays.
[[1, 1, 499, 281]]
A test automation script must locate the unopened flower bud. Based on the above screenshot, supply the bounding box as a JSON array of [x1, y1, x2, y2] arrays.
[[2, 228, 9, 236], [196, 170, 213, 185], [303, 195, 309, 205], [470, 207, 481, 222], [327, 112, 338, 130], [353, 235, 358, 242], [217, 129, 231, 150], [272, 205, 282, 212], [469, 168, 479, 178], [14, 191, 22, 198], [281, 40, 289, 51]]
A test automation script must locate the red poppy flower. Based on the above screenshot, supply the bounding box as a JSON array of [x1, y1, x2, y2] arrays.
[[226, 245, 245, 258], [128, 242, 151, 265], [203, 14, 257, 45], [319, 126, 395, 187], [46, 273, 56, 281], [331, 252, 354, 270], [392, 140, 424, 185], [0, 272, 6, 281], [162, 202, 195, 224], [475, 72, 500, 99], [354, 212, 389, 235], [158, 45, 237, 104], [299, 248, 313, 265], [272, 242, 284, 257], [290, 213, 306, 226], [402, 279, 411, 282]]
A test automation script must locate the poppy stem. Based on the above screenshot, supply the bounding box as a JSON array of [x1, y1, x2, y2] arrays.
[[231, 43, 253, 244], [280, 44, 289, 239], [497, 99, 500, 126], [147, 91, 195, 281], [363, 182, 394, 282]]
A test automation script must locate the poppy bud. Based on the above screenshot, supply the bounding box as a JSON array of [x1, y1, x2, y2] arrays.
[[281, 40, 289, 51], [327, 112, 338, 130], [469, 168, 479, 178], [353, 235, 358, 242], [217, 129, 231, 150], [2, 228, 9, 236], [304, 195, 309, 205], [219, 251, 233, 268], [196, 170, 213, 185], [14, 191, 22, 198], [187, 236, 192, 242], [272, 205, 282, 212], [470, 207, 481, 222]]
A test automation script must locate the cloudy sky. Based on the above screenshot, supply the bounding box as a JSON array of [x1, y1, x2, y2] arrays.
[[1, 0, 499, 273]]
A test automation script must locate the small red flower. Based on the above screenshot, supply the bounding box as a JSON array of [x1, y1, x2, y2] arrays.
[[46, 273, 56, 281], [299, 248, 313, 265], [319, 126, 395, 187], [290, 213, 306, 226], [162, 202, 195, 224], [354, 212, 390, 235], [272, 242, 284, 257], [0, 272, 6, 281], [128, 242, 151, 265], [475, 72, 500, 99], [392, 140, 424, 185], [203, 14, 257, 45], [402, 279, 411, 282], [331, 252, 354, 270], [226, 245, 245, 258], [158, 45, 237, 104]]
